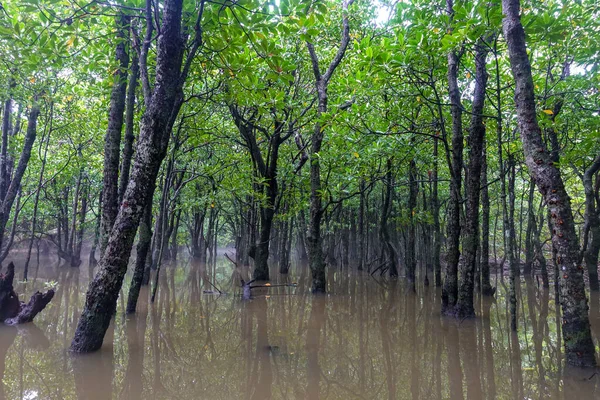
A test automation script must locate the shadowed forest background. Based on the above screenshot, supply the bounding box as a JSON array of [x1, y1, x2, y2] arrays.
[[0, 0, 599, 398]]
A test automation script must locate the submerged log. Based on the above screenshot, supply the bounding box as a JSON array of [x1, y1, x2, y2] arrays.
[[0, 262, 54, 325]]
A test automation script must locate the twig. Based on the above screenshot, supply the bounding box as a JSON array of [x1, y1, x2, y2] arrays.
[[224, 253, 238, 267]]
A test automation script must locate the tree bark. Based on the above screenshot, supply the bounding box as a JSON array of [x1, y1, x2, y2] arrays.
[[442, 0, 464, 313], [406, 159, 417, 287], [118, 49, 140, 204], [0, 263, 54, 325], [523, 180, 536, 275], [433, 139, 442, 286], [0, 101, 41, 254], [480, 139, 494, 295], [582, 154, 600, 291], [380, 159, 398, 278], [502, 0, 596, 366], [101, 14, 130, 255], [454, 37, 490, 318], [305, 0, 354, 293], [71, 0, 190, 352]]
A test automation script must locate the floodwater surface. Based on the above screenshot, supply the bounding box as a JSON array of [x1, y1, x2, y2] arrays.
[[1, 255, 600, 399]]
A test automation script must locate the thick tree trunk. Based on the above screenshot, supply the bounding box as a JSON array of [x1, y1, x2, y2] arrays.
[[454, 37, 489, 318], [502, 0, 596, 366], [100, 14, 130, 255], [71, 0, 188, 352]]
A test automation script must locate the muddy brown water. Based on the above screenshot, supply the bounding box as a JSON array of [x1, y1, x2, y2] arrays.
[[0, 255, 599, 399]]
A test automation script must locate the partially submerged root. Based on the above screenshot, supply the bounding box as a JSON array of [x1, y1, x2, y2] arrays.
[[0, 262, 54, 325]]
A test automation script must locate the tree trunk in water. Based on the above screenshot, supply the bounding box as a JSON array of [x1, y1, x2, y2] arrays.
[[71, 0, 188, 352], [380, 159, 398, 278], [296, 211, 309, 264], [358, 180, 365, 271], [23, 122, 50, 280], [442, 0, 463, 313], [502, 0, 596, 366], [454, 37, 489, 318], [305, 0, 352, 293], [433, 139, 442, 286], [406, 159, 417, 287], [523, 181, 536, 276], [0, 101, 41, 254], [582, 154, 600, 291], [100, 14, 130, 256], [126, 195, 154, 314], [480, 139, 494, 295]]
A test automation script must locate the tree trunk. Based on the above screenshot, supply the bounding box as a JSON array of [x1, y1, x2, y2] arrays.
[[71, 0, 188, 352], [502, 0, 596, 366], [582, 154, 600, 291], [523, 180, 536, 275], [442, 0, 464, 313], [126, 194, 154, 314], [406, 159, 417, 287], [454, 37, 490, 318], [100, 13, 130, 255], [432, 139, 442, 287], [305, 0, 353, 293], [358, 180, 365, 271], [480, 139, 494, 295], [118, 50, 140, 204], [0, 101, 41, 254]]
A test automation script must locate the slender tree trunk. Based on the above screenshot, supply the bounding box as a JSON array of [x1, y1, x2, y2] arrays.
[[89, 193, 101, 266], [582, 154, 600, 291], [502, 0, 596, 366], [0, 95, 12, 202], [0, 101, 41, 254], [406, 159, 417, 287], [480, 139, 494, 295], [118, 50, 140, 204], [100, 14, 130, 255], [455, 37, 490, 318], [433, 139, 442, 286], [126, 196, 154, 314], [442, 0, 464, 313], [523, 180, 536, 275], [23, 125, 50, 280], [380, 159, 398, 278], [305, 0, 353, 293], [358, 180, 365, 271]]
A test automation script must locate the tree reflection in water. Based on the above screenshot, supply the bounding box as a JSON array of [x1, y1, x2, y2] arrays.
[[0, 256, 597, 399]]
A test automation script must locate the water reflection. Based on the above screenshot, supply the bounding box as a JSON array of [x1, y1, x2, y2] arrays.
[[0, 256, 598, 399]]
